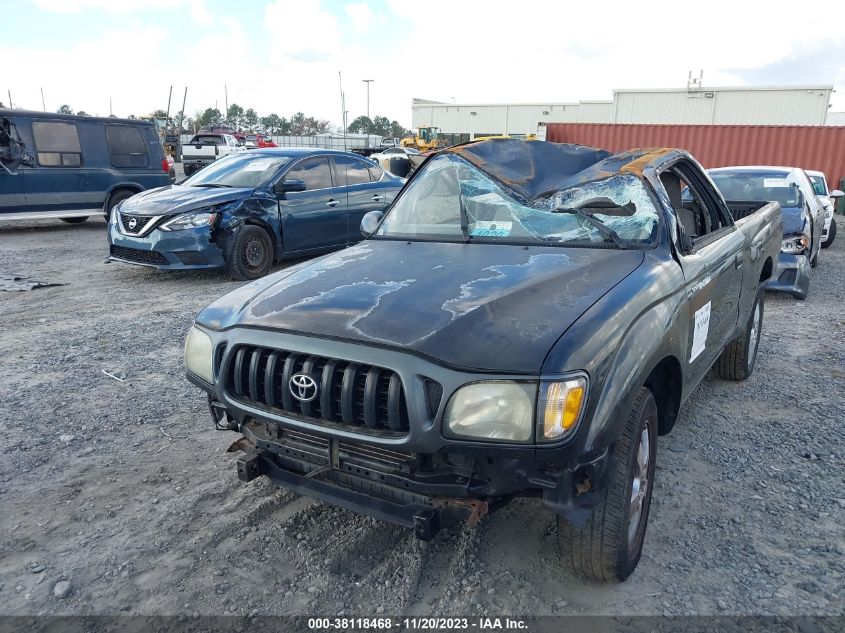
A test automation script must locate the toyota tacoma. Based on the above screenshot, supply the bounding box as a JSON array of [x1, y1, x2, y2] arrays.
[[185, 139, 781, 581]]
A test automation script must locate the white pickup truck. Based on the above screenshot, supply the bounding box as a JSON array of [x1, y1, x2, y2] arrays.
[[182, 134, 246, 176]]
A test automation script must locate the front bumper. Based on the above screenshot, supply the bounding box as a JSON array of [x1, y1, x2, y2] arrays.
[[765, 251, 810, 299], [191, 327, 613, 532], [107, 216, 226, 270]]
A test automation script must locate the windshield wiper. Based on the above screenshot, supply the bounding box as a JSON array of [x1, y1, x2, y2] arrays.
[[552, 206, 628, 249], [192, 183, 232, 188]]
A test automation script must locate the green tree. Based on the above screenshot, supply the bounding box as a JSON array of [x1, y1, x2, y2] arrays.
[[390, 120, 411, 138], [347, 115, 373, 134], [371, 115, 392, 135], [56, 105, 74, 114], [75, 110, 90, 117], [195, 107, 223, 128], [243, 108, 258, 131], [260, 113, 290, 135], [226, 103, 244, 129]]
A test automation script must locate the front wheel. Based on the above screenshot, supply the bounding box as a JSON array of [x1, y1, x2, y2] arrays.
[[225, 225, 274, 281], [822, 219, 837, 248], [557, 387, 657, 582], [716, 288, 763, 381]]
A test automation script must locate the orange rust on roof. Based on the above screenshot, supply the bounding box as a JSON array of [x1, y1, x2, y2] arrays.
[[619, 147, 677, 176]]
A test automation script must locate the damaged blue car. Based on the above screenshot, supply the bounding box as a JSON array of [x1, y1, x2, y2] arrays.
[[107, 148, 403, 279]]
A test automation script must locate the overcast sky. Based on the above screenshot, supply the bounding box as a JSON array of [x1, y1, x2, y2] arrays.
[[3, 0, 844, 126]]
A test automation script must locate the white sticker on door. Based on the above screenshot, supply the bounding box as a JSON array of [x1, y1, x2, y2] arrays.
[[689, 301, 711, 363]]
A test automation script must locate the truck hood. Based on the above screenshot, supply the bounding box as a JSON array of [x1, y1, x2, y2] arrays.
[[197, 240, 645, 373], [118, 185, 253, 217]]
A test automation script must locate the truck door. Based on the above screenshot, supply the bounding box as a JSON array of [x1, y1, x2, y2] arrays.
[[658, 161, 744, 389], [279, 156, 348, 252]]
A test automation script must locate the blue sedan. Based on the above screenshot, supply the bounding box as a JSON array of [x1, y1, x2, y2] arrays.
[[107, 148, 404, 280]]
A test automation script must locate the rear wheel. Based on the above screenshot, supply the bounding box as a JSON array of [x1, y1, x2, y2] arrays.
[[822, 219, 836, 248], [557, 387, 657, 582], [717, 288, 763, 381], [60, 217, 88, 224], [225, 225, 274, 281]]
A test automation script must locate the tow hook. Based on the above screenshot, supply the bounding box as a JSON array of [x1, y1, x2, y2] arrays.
[[209, 397, 238, 431], [237, 453, 262, 482]]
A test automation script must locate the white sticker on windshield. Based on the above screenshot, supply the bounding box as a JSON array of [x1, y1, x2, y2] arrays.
[[763, 178, 790, 188], [689, 301, 711, 363], [470, 221, 512, 237], [243, 159, 274, 172]]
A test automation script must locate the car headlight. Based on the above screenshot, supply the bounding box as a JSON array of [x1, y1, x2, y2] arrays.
[[184, 326, 213, 383], [537, 377, 588, 441], [444, 381, 536, 442], [781, 235, 809, 254], [160, 210, 218, 231]]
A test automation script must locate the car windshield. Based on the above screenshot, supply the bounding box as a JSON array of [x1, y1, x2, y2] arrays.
[[374, 154, 660, 247], [246, 135, 257, 141], [808, 175, 827, 196], [181, 154, 290, 188], [710, 170, 803, 208]]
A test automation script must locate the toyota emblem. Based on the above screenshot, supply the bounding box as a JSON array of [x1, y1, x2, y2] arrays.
[[127, 217, 137, 230], [289, 373, 318, 402]]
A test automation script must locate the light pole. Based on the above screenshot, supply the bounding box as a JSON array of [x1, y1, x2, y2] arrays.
[[362, 79, 374, 119]]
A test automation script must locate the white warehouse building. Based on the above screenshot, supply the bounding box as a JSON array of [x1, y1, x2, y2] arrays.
[[411, 85, 835, 143]]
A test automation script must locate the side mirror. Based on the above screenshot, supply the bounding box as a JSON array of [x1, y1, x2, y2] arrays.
[[360, 210, 383, 237], [830, 189, 844, 199], [275, 178, 306, 195]]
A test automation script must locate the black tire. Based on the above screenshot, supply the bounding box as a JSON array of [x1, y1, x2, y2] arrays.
[[226, 225, 274, 281], [558, 387, 657, 582], [104, 189, 136, 220], [60, 217, 88, 224], [716, 288, 763, 381], [822, 219, 836, 248]]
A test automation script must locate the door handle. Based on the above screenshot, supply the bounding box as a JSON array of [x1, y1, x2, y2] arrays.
[[326, 200, 339, 207], [371, 195, 383, 201], [735, 253, 743, 269]]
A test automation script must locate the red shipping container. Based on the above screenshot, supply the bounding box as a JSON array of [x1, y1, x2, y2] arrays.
[[545, 123, 845, 193]]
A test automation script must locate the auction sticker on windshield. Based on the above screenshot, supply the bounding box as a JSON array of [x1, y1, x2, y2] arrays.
[[470, 221, 512, 237], [763, 178, 790, 188], [243, 159, 275, 171]]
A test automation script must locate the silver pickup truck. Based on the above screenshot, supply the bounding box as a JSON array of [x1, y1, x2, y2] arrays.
[[181, 133, 246, 176]]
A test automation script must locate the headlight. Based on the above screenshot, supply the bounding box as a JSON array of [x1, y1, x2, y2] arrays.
[[781, 235, 809, 254], [184, 326, 213, 383], [160, 210, 218, 231], [537, 377, 587, 441], [444, 381, 536, 442]]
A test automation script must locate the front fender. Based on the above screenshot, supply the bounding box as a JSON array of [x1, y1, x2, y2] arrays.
[[543, 251, 687, 456]]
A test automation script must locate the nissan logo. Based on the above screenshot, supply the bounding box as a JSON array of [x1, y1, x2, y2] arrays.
[[289, 373, 318, 402], [127, 217, 137, 230]]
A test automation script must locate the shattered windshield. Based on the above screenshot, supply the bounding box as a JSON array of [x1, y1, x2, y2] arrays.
[[375, 154, 660, 247]]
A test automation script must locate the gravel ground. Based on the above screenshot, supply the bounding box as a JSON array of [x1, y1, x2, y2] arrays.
[[0, 215, 843, 619]]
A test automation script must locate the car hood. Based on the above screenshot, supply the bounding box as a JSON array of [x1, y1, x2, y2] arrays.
[[197, 240, 645, 373], [118, 185, 254, 217]]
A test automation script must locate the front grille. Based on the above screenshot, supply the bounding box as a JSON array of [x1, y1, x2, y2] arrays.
[[110, 245, 168, 265], [173, 251, 208, 265], [227, 345, 412, 435], [120, 214, 154, 234]]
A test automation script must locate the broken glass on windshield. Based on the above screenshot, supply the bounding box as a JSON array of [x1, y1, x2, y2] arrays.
[[375, 154, 660, 246]]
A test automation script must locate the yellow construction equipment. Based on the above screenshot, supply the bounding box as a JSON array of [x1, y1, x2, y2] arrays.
[[401, 127, 447, 152]]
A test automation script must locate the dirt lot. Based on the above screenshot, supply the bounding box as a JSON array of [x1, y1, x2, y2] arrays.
[[0, 216, 843, 619]]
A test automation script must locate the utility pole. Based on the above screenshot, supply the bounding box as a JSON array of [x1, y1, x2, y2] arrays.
[[7, 90, 12, 109], [362, 79, 373, 119], [109, 96, 112, 116], [180, 86, 188, 129], [224, 84, 228, 123], [41, 88, 46, 111], [339, 71, 346, 151], [165, 85, 173, 126]]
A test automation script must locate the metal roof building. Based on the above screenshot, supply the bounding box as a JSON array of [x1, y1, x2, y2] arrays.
[[411, 85, 835, 140]]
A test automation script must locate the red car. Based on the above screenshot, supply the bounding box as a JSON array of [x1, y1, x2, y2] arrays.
[[244, 133, 277, 149]]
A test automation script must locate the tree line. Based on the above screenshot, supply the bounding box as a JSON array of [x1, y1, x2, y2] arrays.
[[51, 103, 411, 138]]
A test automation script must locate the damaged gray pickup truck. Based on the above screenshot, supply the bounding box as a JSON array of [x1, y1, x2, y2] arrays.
[[185, 139, 781, 581]]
